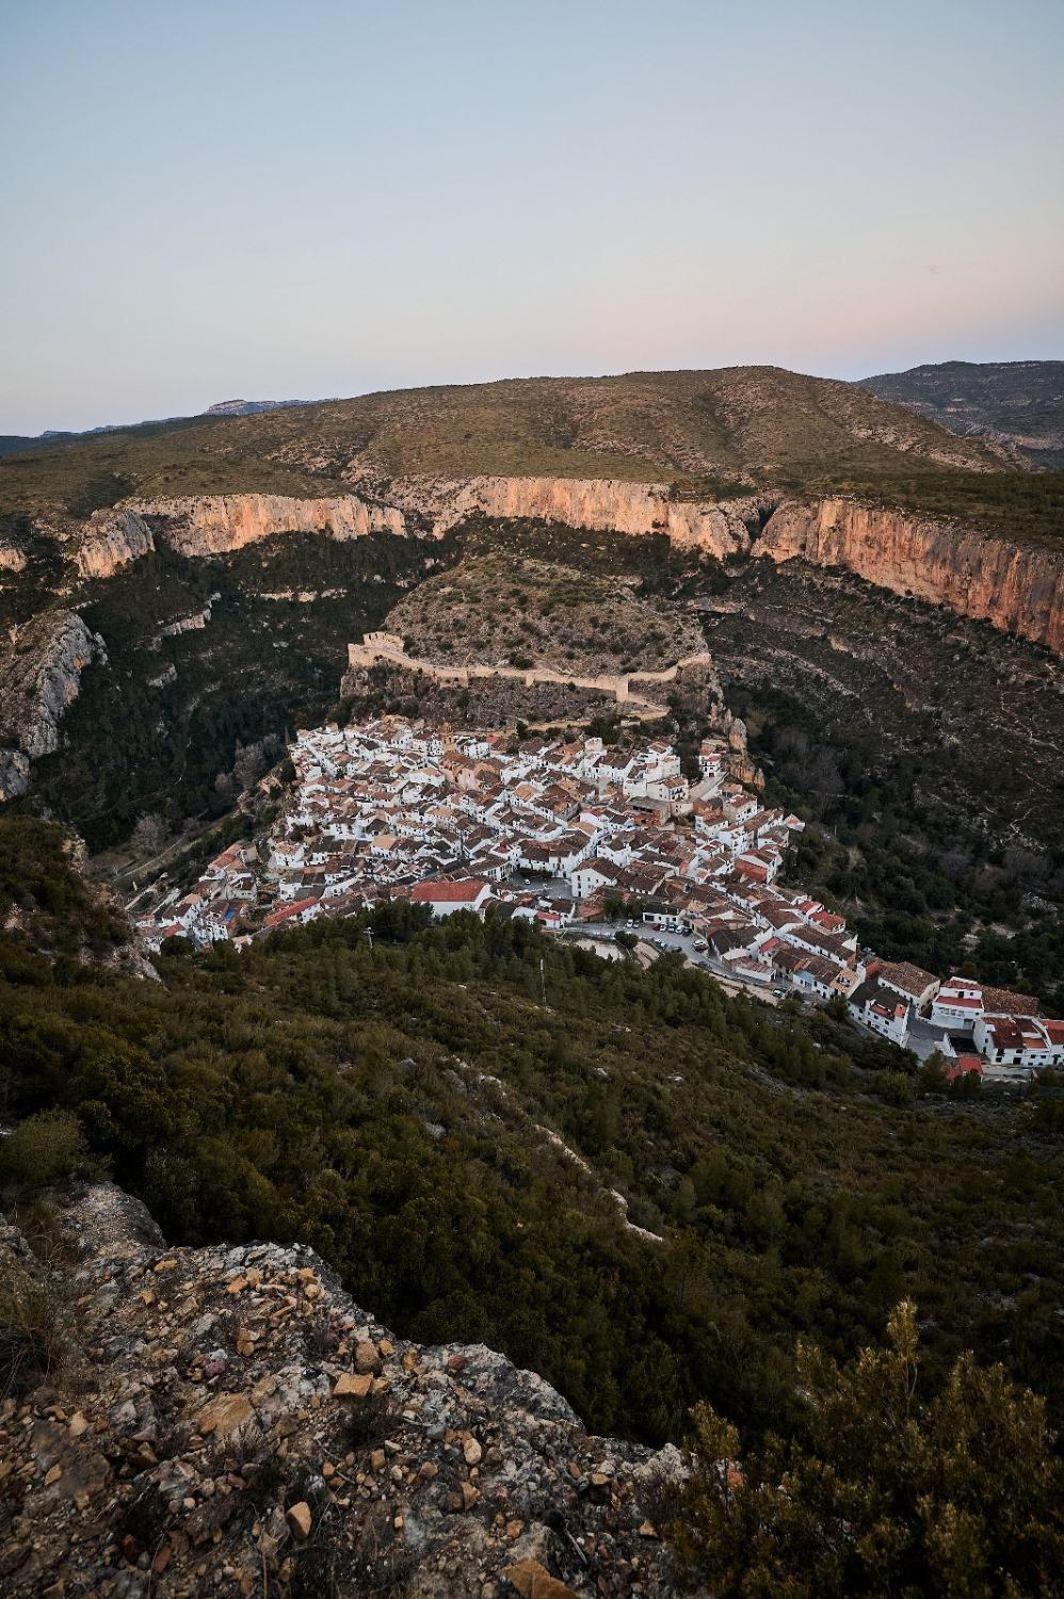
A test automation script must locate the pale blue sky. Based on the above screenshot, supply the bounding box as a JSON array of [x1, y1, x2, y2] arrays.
[[2, 0, 1062, 432]]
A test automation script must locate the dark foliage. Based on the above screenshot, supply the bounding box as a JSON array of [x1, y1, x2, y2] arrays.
[[1, 818, 1062, 1452]]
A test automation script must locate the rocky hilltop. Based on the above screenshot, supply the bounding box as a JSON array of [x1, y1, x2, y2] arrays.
[[0, 1186, 682, 1597], [0, 610, 105, 799], [0, 366, 1010, 521]]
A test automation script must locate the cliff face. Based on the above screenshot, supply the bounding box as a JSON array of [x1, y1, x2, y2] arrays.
[[75, 508, 156, 578], [399, 478, 1062, 651], [0, 610, 105, 797], [75, 493, 408, 577], [757, 498, 1064, 653], [699, 559, 1064, 855], [0, 1185, 683, 1597], [142, 493, 407, 556], [61, 481, 1064, 653], [392, 473, 764, 555]]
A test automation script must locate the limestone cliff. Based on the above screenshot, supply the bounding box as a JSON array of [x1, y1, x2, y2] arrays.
[[75, 493, 408, 577], [75, 508, 156, 578], [0, 610, 105, 798], [0, 1185, 684, 1596], [397, 477, 1062, 652], [61, 479, 1064, 653], [757, 498, 1064, 654], [390, 473, 764, 555]]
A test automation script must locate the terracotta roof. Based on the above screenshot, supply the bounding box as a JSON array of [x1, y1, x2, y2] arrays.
[[981, 984, 1043, 1017], [410, 879, 487, 904]]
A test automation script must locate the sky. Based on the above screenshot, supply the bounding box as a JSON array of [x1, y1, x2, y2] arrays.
[[2, 0, 1062, 434]]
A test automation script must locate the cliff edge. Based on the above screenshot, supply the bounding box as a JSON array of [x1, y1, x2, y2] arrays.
[[0, 611, 105, 800], [42, 475, 1064, 655], [0, 1187, 684, 1597], [757, 497, 1064, 654]]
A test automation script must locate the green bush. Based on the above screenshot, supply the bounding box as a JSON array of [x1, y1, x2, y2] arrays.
[[671, 1302, 1064, 1597], [0, 1109, 91, 1191]]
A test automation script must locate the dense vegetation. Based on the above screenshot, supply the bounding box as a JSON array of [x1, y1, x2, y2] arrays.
[[2, 819, 1062, 1459], [673, 1303, 1064, 1596], [20, 532, 429, 848], [729, 683, 1064, 1010]]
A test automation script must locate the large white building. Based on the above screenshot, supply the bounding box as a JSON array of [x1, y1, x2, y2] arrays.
[[409, 879, 492, 918], [973, 1014, 1064, 1071]]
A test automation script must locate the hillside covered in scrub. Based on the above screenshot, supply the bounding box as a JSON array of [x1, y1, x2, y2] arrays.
[[2, 818, 1064, 1595], [862, 360, 1064, 465], [3, 817, 1064, 1446], [6, 365, 1062, 550], [0, 366, 1008, 512], [384, 552, 705, 674]]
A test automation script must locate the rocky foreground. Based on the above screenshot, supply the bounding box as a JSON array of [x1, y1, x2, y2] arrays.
[[0, 1188, 686, 1597]]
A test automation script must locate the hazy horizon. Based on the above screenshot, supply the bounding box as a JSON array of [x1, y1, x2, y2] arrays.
[[3, 0, 1062, 434]]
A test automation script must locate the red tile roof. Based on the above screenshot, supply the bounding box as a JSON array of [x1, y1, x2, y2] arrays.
[[410, 879, 487, 904]]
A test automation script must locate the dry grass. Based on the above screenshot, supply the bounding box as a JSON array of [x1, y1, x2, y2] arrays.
[[0, 366, 1009, 520], [385, 553, 704, 674], [0, 1258, 72, 1397]]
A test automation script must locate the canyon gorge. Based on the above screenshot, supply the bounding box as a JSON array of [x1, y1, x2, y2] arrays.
[[47, 476, 1064, 652]]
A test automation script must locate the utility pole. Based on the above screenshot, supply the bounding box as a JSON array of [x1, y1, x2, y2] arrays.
[[540, 957, 547, 1008]]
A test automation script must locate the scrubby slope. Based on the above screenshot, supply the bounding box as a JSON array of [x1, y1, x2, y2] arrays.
[[862, 359, 1064, 462], [0, 367, 1007, 518], [3, 818, 1063, 1452], [385, 552, 705, 674]]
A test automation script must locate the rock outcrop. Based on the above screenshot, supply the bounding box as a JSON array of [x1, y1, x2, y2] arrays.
[[391, 474, 765, 555], [75, 509, 157, 579], [75, 493, 408, 577], [756, 498, 1064, 654], [138, 494, 407, 557], [0, 1186, 684, 1596], [0, 610, 105, 797], [384, 476, 1062, 651]]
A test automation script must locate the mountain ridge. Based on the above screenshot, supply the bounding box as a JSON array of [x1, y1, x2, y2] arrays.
[[861, 359, 1064, 462], [0, 366, 1015, 516]]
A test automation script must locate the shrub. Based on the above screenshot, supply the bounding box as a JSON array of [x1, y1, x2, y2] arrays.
[[669, 1302, 1064, 1597], [0, 1260, 70, 1396], [337, 1390, 395, 1452], [0, 1109, 91, 1192]]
